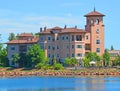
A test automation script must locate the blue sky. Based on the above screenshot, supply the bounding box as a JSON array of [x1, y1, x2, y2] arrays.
[[0, 0, 120, 50]]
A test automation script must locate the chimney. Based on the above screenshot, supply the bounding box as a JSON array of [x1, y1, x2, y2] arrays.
[[64, 25, 67, 29], [40, 27, 42, 32], [44, 27, 47, 32], [75, 25, 77, 29]]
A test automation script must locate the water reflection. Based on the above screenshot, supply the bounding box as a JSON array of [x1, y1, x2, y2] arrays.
[[0, 77, 120, 91]]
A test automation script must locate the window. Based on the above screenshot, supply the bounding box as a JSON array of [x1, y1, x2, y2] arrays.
[[57, 54, 59, 58], [91, 20, 94, 24], [66, 45, 69, 49], [57, 45, 59, 49], [96, 19, 99, 24], [66, 53, 69, 57], [86, 35, 89, 40], [12, 61, 15, 65], [48, 36, 51, 40], [72, 35, 74, 41], [40, 36, 43, 40], [77, 53, 82, 57], [96, 29, 100, 33], [77, 45, 82, 48], [96, 40, 100, 44], [57, 36, 59, 40], [11, 46, 15, 50], [48, 54, 51, 58], [19, 45, 27, 52], [72, 45, 74, 49], [62, 36, 64, 40], [96, 48, 100, 53], [66, 36, 69, 40], [72, 53, 74, 57], [11, 55, 14, 58], [48, 46, 51, 50], [76, 35, 82, 41]]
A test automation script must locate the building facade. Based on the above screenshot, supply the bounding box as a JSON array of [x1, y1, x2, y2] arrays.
[[38, 9, 105, 63], [6, 33, 39, 67]]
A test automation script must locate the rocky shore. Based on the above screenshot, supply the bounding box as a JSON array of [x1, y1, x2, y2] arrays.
[[0, 68, 120, 78]]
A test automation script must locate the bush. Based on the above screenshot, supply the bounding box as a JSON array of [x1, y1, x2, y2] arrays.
[[54, 63, 64, 70], [35, 63, 44, 69]]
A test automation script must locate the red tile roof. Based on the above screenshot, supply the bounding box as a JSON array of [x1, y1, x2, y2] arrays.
[[38, 26, 86, 34], [84, 10, 105, 17], [6, 37, 39, 44], [17, 33, 33, 37], [61, 28, 86, 33], [51, 26, 63, 30]]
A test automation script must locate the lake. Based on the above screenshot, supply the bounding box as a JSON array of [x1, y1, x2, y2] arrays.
[[0, 76, 120, 91]]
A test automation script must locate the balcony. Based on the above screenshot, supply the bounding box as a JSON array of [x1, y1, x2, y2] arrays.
[[85, 44, 91, 52]]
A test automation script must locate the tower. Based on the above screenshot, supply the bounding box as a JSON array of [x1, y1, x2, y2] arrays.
[[84, 9, 105, 56]]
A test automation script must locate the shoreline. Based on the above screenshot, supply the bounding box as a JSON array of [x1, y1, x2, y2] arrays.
[[0, 68, 120, 78]]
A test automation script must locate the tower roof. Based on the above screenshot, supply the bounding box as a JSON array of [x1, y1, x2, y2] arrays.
[[84, 9, 105, 17]]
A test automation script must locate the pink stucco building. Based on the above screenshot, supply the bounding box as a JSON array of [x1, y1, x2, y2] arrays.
[[6, 9, 105, 66], [38, 9, 105, 63]]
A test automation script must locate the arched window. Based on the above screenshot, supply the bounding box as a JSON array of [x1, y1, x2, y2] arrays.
[[96, 19, 99, 24], [90, 20, 94, 24]]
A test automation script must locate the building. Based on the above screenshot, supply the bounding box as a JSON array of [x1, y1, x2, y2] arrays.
[[38, 9, 105, 63], [6, 33, 39, 67]]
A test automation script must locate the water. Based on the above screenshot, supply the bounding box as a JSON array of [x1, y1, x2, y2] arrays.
[[0, 76, 120, 91]]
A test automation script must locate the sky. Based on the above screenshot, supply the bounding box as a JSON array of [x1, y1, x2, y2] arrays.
[[0, 0, 120, 50]]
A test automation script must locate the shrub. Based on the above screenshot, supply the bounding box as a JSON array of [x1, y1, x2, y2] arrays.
[[54, 63, 64, 70], [35, 63, 44, 69]]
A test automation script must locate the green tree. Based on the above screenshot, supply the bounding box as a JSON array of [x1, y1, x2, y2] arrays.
[[54, 63, 64, 70], [27, 44, 46, 67], [0, 47, 9, 67], [64, 57, 78, 67], [71, 57, 78, 66], [111, 45, 114, 50], [64, 58, 72, 66], [113, 56, 120, 66], [11, 53, 20, 65], [86, 52, 100, 62], [103, 51, 110, 67], [0, 35, 9, 67], [18, 53, 28, 67], [8, 33, 16, 41], [83, 57, 90, 67]]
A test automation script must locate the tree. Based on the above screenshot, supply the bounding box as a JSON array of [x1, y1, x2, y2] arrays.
[[102, 51, 110, 67], [71, 57, 78, 66], [8, 33, 16, 41], [83, 52, 101, 67], [26, 44, 46, 67], [111, 45, 114, 50], [86, 52, 100, 62], [113, 56, 120, 66], [0, 47, 9, 67], [11, 53, 20, 65], [83, 57, 90, 67], [64, 57, 78, 67], [18, 53, 28, 67]]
